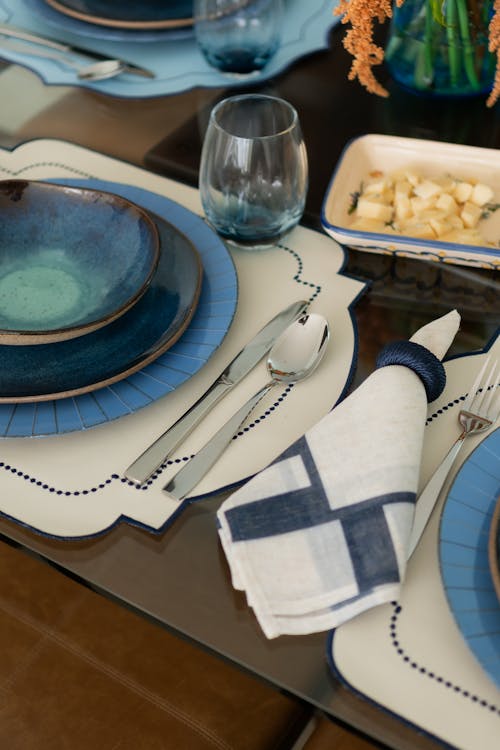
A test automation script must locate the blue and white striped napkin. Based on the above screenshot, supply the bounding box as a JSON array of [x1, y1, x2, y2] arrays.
[[217, 310, 461, 638]]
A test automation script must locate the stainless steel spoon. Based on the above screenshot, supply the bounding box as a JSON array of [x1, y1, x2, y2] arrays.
[[0, 39, 148, 81], [0, 24, 154, 79], [163, 312, 330, 501], [76, 59, 137, 81]]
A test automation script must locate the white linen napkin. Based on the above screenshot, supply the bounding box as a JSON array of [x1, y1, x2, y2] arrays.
[[216, 310, 461, 638]]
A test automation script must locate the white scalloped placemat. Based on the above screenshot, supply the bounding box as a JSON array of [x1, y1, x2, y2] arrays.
[[0, 138, 365, 538], [329, 338, 500, 750]]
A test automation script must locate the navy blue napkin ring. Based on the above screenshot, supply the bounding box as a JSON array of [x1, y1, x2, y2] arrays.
[[376, 341, 446, 403]]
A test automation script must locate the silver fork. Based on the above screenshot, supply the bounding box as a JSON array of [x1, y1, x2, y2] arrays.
[[407, 356, 500, 557]]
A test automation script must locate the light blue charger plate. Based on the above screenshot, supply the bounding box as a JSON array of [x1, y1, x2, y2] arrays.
[[0, 0, 340, 97], [0, 179, 238, 438], [439, 427, 500, 689]]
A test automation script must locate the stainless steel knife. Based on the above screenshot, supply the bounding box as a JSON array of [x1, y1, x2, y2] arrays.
[[0, 24, 155, 79], [124, 300, 309, 485], [163, 386, 270, 502]]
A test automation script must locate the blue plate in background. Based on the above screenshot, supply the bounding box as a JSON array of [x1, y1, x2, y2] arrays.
[[439, 427, 500, 689], [24, 0, 193, 41], [44, 0, 192, 29]]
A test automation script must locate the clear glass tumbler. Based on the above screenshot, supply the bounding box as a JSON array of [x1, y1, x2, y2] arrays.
[[194, 0, 284, 75], [199, 94, 308, 248]]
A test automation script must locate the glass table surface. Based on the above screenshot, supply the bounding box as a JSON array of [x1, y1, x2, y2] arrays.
[[0, 22, 498, 750]]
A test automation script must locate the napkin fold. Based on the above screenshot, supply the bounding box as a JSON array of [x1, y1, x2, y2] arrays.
[[217, 310, 461, 638]]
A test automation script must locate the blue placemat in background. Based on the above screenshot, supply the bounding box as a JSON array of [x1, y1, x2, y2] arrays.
[[0, 0, 341, 98]]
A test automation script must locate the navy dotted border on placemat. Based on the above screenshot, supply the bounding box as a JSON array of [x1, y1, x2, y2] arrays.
[[0, 160, 94, 179], [426, 393, 467, 425], [0, 228, 323, 498], [388, 602, 500, 716], [327, 595, 499, 750], [0, 379, 298, 496], [327, 591, 499, 750]]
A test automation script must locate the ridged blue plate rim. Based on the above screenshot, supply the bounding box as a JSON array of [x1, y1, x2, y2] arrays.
[[439, 426, 500, 688]]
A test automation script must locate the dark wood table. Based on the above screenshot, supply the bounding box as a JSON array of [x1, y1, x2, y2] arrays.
[[0, 21, 498, 750]]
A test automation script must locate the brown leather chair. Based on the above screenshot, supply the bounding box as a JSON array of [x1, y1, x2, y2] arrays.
[[303, 716, 378, 750], [0, 540, 311, 750]]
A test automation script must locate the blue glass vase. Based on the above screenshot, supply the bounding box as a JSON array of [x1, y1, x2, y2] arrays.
[[385, 0, 495, 97]]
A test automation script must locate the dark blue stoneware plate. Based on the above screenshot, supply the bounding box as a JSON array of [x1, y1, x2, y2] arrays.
[[0, 208, 202, 400], [439, 427, 500, 689], [44, 0, 193, 29], [0, 178, 238, 437]]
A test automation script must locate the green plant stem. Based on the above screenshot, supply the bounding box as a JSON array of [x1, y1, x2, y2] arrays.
[[413, 1, 435, 88], [423, 0, 434, 82], [456, 0, 480, 88], [446, 0, 461, 86]]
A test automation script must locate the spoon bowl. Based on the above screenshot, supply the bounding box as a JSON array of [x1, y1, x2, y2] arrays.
[[163, 311, 330, 500], [77, 59, 127, 80], [266, 312, 330, 385]]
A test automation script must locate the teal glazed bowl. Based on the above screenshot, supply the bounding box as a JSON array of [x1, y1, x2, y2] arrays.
[[0, 180, 160, 345]]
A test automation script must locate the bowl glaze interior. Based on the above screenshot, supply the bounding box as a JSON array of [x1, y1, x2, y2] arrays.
[[0, 180, 160, 344]]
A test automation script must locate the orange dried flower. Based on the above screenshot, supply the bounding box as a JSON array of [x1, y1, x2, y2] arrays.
[[335, 0, 499, 107], [487, 0, 500, 106], [334, 0, 403, 97]]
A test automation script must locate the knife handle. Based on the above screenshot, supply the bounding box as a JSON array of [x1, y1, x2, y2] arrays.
[[163, 383, 273, 502], [124, 379, 230, 485], [0, 25, 71, 53]]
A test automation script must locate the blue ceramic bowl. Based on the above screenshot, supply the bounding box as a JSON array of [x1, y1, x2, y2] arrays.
[[44, 0, 193, 28], [0, 180, 160, 344]]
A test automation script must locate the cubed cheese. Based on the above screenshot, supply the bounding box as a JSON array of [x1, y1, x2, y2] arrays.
[[363, 176, 391, 194], [448, 214, 465, 229], [347, 168, 496, 248], [356, 197, 393, 222], [394, 194, 412, 220], [470, 182, 494, 207], [415, 209, 447, 221], [413, 179, 442, 200], [405, 171, 420, 186], [429, 217, 453, 237], [405, 222, 436, 239], [435, 192, 459, 215], [454, 181, 473, 203], [350, 218, 394, 233], [410, 196, 436, 215], [460, 201, 482, 228], [394, 179, 413, 198], [433, 176, 456, 193]]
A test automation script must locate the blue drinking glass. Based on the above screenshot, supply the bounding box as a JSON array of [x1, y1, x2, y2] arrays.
[[199, 94, 308, 248], [194, 0, 284, 75]]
